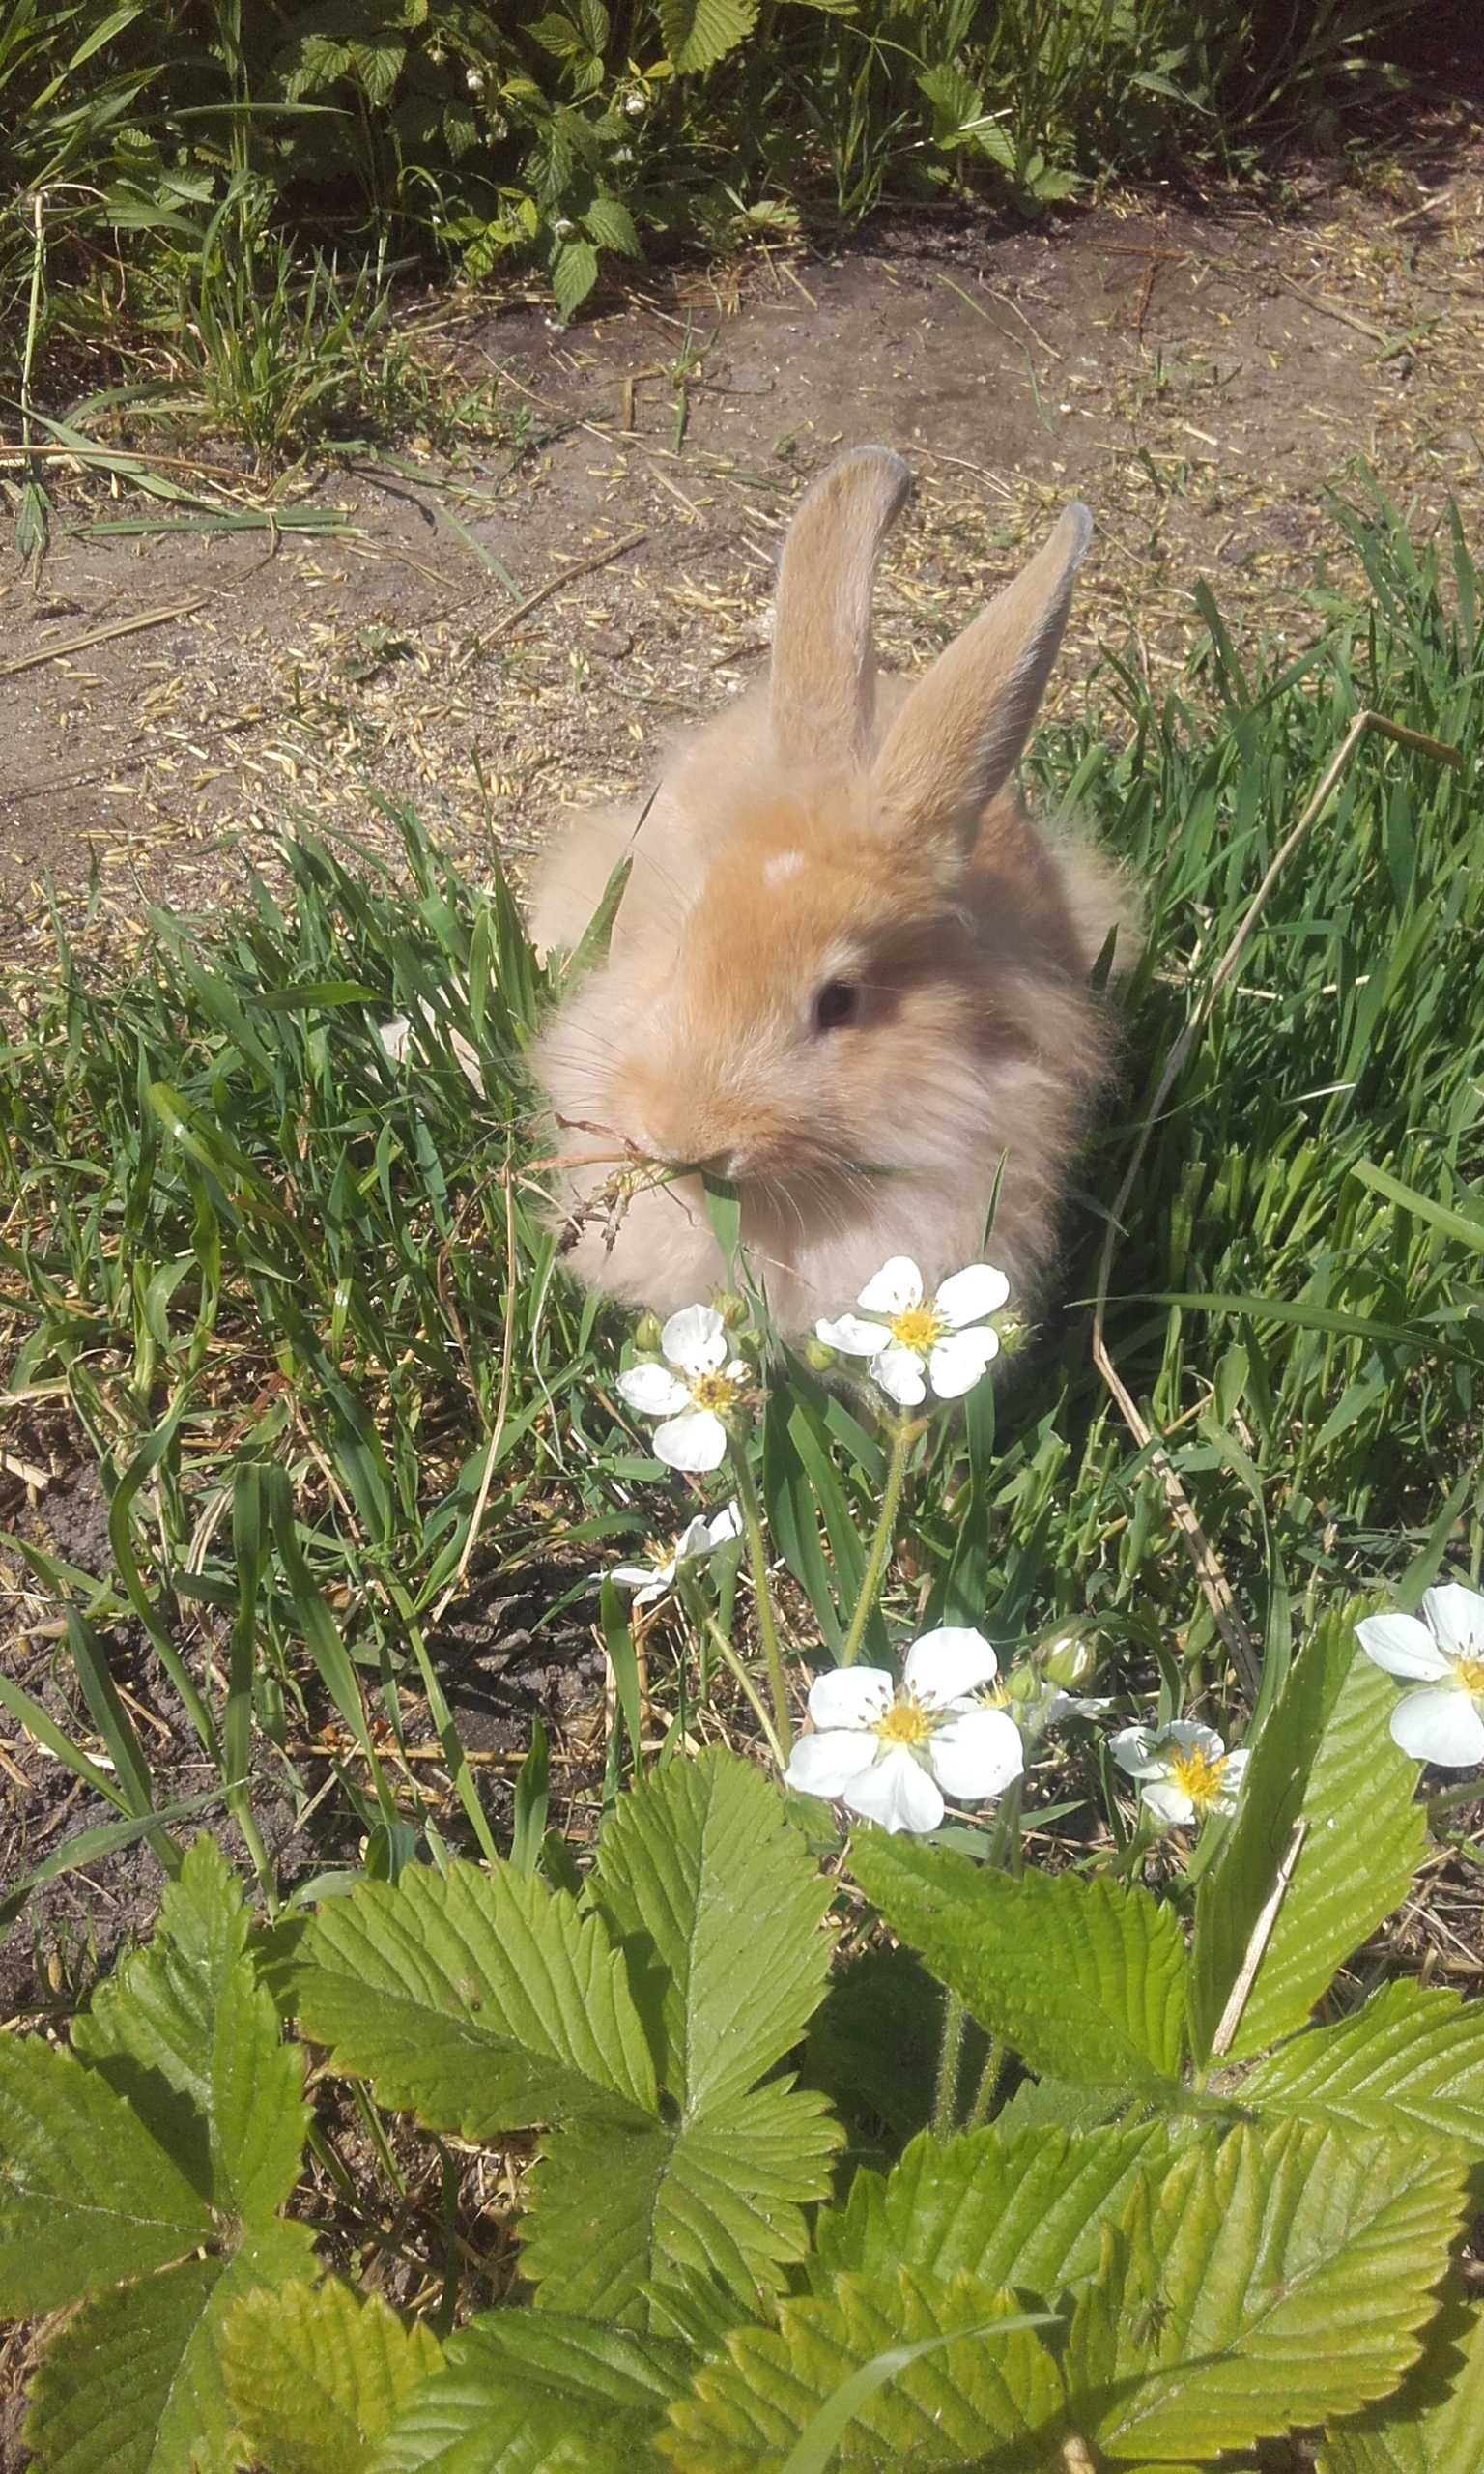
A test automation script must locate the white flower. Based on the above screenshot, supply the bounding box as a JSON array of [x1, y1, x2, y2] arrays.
[[466, 66, 485, 94], [1356, 1584, 1484, 1768], [623, 88, 647, 117], [816, 1257, 1010, 1407], [553, 216, 577, 238], [615, 1305, 750, 1473], [610, 1503, 741, 1608], [785, 1628, 1024, 1834], [1111, 1720, 1249, 1827]]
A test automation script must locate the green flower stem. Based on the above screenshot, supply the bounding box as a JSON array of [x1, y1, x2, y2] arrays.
[[703, 1617, 785, 1769], [728, 1439, 793, 1755], [1426, 1777, 1484, 1829], [965, 2032, 1004, 2130], [931, 1985, 968, 2135], [840, 1414, 920, 1668]]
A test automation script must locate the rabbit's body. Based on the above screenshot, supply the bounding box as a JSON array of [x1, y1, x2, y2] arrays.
[[530, 449, 1131, 1332]]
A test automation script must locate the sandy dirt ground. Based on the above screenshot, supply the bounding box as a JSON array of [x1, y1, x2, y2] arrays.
[[4, 115, 1483, 964]]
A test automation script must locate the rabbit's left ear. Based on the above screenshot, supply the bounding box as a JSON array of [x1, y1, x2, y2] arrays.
[[870, 503, 1092, 859]]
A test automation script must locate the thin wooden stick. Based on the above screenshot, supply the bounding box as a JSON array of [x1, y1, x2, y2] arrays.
[[3, 599, 207, 676], [458, 528, 648, 669], [1210, 1819, 1308, 2058], [1092, 709, 1464, 1702]]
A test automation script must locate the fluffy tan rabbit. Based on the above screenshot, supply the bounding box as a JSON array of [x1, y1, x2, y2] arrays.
[[528, 446, 1132, 1333]]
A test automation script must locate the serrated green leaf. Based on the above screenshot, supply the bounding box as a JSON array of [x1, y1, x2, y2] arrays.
[[657, 0, 759, 72], [1238, 1978, 1484, 2152], [222, 2278, 442, 2474], [549, 238, 599, 319], [0, 2036, 213, 2313], [848, 1836, 1185, 2091], [525, 2077, 841, 2329], [369, 2311, 689, 2473], [293, 1858, 657, 2137], [660, 2269, 1065, 2470], [813, 2122, 1170, 2298], [1223, 1633, 1426, 2060], [1318, 2293, 1484, 2471], [24, 2218, 315, 2474], [1189, 1600, 1352, 2060], [590, 1746, 834, 2110], [74, 1835, 305, 2219], [1067, 2121, 1467, 2458], [584, 195, 640, 255]]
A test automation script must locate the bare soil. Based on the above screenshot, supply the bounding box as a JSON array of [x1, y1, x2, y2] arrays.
[[4, 122, 1483, 952]]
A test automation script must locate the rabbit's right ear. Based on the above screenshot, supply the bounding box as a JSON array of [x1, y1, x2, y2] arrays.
[[770, 446, 912, 771]]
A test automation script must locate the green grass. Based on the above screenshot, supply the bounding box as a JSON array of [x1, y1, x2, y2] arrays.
[[2, 477, 1481, 1928]]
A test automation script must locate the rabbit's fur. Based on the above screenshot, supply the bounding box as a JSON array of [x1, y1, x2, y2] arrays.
[[529, 446, 1133, 1332]]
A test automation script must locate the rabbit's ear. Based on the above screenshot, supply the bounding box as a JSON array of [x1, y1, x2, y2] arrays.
[[770, 446, 913, 769], [870, 503, 1092, 858]]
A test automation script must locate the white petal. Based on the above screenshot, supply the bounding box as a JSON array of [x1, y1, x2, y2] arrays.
[[610, 1563, 663, 1589], [871, 1344, 928, 1407], [903, 1626, 1000, 1707], [671, 1516, 716, 1564], [1214, 1747, 1251, 1805], [928, 1327, 1000, 1398], [1155, 1720, 1226, 1762], [1421, 1584, 1484, 1659], [857, 1257, 923, 1316], [1111, 1725, 1159, 1780], [616, 1362, 692, 1418], [630, 1578, 668, 1609], [808, 1667, 895, 1731], [933, 1263, 1010, 1327], [661, 1303, 727, 1376], [814, 1313, 888, 1357], [843, 1747, 944, 1835], [928, 1707, 1024, 1802], [1389, 1684, 1484, 1768], [705, 1502, 743, 1548], [1355, 1612, 1451, 1681], [652, 1408, 728, 1473], [1141, 1779, 1195, 1826], [724, 1358, 751, 1383], [785, 1728, 876, 1800], [378, 1015, 412, 1062]]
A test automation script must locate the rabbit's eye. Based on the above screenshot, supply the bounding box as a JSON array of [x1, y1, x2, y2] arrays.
[[813, 979, 860, 1034]]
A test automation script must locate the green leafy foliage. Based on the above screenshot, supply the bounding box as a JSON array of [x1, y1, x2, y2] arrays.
[[1318, 2296, 1484, 2472], [1068, 2120, 1468, 2459], [1215, 1632, 1427, 2061], [813, 2121, 1170, 2297], [660, 2270, 1066, 2471], [1239, 1978, 1484, 2152], [1, 1839, 312, 2474], [294, 1753, 841, 2332], [222, 2280, 444, 2474], [848, 1836, 1187, 2092], [367, 2312, 690, 2472]]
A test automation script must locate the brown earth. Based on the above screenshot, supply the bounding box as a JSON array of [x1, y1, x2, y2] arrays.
[[4, 117, 1483, 963]]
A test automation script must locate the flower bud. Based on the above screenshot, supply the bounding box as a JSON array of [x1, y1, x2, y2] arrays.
[[803, 1338, 837, 1372], [991, 1310, 1031, 1358], [553, 215, 576, 238], [1003, 1664, 1040, 1707], [1042, 1625, 1098, 1688], [633, 1310, 663, 1353], [624, 89, 647, 117], [466, 66, 485, 94], [713, 1289, 749, 1330]]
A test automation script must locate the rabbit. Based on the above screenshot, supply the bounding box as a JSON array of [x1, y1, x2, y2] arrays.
[[528, 445, 1133, 1335]]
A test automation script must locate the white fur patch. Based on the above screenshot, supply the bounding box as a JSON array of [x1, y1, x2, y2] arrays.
[[763, 850, 805, 888]]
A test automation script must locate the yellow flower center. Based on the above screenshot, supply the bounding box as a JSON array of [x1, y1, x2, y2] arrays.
[[690, 1371, 738, 1414], [1167, 1746, 1228, 1811], [889, 1306, 946, 1354], [1455, 1654, 1484, 1694], [874, 1696, 935, 1749]]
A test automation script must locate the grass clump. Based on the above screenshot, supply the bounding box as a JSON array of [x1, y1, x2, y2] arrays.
[[1, 0, 1432, 456]]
